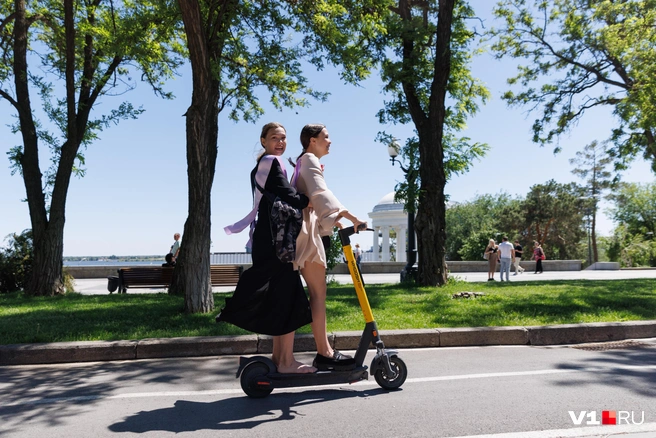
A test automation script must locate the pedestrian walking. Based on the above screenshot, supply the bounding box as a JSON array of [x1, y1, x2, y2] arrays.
[[498, 236, 515, 281], [513, 240, 525, 275]]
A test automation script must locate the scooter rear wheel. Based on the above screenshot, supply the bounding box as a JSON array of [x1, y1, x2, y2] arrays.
[[240, 362, 274, 398], [374, 356, 407, 390]]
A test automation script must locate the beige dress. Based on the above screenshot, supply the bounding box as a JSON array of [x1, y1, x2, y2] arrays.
[[292, 153, 346, 270]]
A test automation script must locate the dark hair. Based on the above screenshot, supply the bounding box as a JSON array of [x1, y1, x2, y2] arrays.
[[257, 122, 285, 161], [300, 124, 325, 149], [296, 123, 326, 161]]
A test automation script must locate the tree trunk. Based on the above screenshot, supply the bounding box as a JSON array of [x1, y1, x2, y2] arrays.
[[170, 0, 221, 312], [12, 0, 62, 295], [28, 227, 66, 295], [415, 133, 448, 286], [412, 0, 454, 287], [592, 212, 598, 263]]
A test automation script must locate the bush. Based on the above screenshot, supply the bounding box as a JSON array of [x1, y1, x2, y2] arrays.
[[0, 230, 33, 293], [458, 228, 502, 261], [607, 224, 656, 267], [325, 227, 343, 273]]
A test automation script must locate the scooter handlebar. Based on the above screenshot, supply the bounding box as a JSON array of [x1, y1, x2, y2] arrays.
[[338, 225, 373, 246]]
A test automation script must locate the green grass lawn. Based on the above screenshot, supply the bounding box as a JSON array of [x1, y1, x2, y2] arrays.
[[1, 278, 655, 345]]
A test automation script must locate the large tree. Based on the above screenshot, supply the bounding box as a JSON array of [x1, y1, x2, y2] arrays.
[[374, 0, 488, 286], [608, 181, 656, 238], [522, 180, 586, 260], [445, 193, 520, 261], [569, 140, 616, 263], [0, 0, 182, 296], [171, 0, 385, 312], [607, 182, 656, 267], [490, 0, 656, 171]]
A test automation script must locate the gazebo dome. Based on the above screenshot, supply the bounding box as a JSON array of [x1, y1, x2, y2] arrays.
[[372, 192, 404, 213]]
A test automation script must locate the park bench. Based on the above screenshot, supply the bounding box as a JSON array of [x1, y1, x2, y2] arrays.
[[107, 265, 243, 294]]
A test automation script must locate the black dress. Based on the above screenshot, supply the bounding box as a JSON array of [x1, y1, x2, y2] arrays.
[[217, 158, 312, 336]]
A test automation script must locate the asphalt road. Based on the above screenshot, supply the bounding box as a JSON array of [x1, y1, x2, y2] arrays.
[[2, 340, 656, 438]]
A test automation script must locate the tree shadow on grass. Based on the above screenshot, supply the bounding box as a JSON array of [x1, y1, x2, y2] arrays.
[[420, 279, 656, 327], [108, 388, 387, 434]]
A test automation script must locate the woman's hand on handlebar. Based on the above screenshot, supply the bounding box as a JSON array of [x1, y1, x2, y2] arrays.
[[352, 219, 367, 232]]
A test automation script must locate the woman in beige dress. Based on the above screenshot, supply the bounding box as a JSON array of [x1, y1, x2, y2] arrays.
[[291, 123, 367, 371], [484, 239, 499, 281]]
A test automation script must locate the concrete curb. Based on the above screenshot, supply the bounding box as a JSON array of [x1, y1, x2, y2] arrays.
[[1, 320, 655, 366]]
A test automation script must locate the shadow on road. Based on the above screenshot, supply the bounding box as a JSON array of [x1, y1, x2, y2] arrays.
[[552, 344, 656, 398], [0, 357, 237, 434], [108, 388, 390, 433]]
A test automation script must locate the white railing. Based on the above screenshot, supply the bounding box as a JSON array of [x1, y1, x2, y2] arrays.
[[210, 252, 382, 264], [210, 253, 253, 265]]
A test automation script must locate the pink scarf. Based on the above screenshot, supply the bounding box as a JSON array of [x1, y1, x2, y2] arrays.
[[224, 155, 287, 249]]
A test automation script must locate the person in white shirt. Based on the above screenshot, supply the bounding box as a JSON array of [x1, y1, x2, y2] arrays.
[[165, 233, 181, 266], [353, 243, 363, 271], [497, 236, 515, 282]]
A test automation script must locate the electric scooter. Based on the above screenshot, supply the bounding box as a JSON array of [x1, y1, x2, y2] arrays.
[[236, 225, 408, 398]]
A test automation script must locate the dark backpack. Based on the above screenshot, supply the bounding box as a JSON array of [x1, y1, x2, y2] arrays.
[[256, 183, 303, 263]]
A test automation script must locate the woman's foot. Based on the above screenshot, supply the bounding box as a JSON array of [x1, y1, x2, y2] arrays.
[[275, 360, 317, 374], [313, 350, 356, 371]]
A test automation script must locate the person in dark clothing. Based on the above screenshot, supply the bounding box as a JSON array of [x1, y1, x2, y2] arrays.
[[513, 240, 525, 275], [218, 122, 315, 374]]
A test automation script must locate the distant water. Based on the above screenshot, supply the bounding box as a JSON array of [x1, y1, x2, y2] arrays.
[[64, 260, 163, 267]]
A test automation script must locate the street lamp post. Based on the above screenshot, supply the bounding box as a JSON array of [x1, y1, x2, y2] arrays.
[[388, 139, 418, 282]]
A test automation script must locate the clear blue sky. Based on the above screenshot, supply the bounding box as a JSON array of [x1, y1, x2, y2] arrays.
[[1, 2, 653, 256]]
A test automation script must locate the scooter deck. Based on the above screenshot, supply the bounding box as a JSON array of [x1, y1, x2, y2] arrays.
[[264, 366, 368, 389]]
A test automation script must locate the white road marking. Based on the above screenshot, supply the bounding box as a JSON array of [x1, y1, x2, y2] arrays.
[[4, 363, 656, 408], [447, 422, 656, 438]]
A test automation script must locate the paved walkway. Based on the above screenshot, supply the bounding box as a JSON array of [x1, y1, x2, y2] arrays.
[[73, 268, 656, 295]]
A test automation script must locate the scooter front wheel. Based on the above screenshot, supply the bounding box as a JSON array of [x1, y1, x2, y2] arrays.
[[240, 362, 273, 398], [374, 356, 407, 390]]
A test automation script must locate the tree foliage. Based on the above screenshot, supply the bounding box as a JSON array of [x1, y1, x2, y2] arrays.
[[569, 140, 616, 262], [0, 230, 33, 293], [445, 193, 517, 260], [607, 223, 656, 267], [523, 180, 586, 260], [608, 181, 656, 238], [490, 0, 656, 171], [445, 184, 589, 262], [171, 0, 392, 311], [0, 0, 183, 296]]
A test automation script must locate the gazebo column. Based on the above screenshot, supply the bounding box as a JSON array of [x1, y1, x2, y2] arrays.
[[397, 226, 406, 263], [382, 226, 390, 262], [373, 227, 380, 261]]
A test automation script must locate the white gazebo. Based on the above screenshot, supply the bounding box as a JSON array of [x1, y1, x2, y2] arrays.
[[368, 192, 412, 262]]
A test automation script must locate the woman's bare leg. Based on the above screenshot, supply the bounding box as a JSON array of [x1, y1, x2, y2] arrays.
[[272, 332, 316, 374], [301, 262, 333, 357]]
